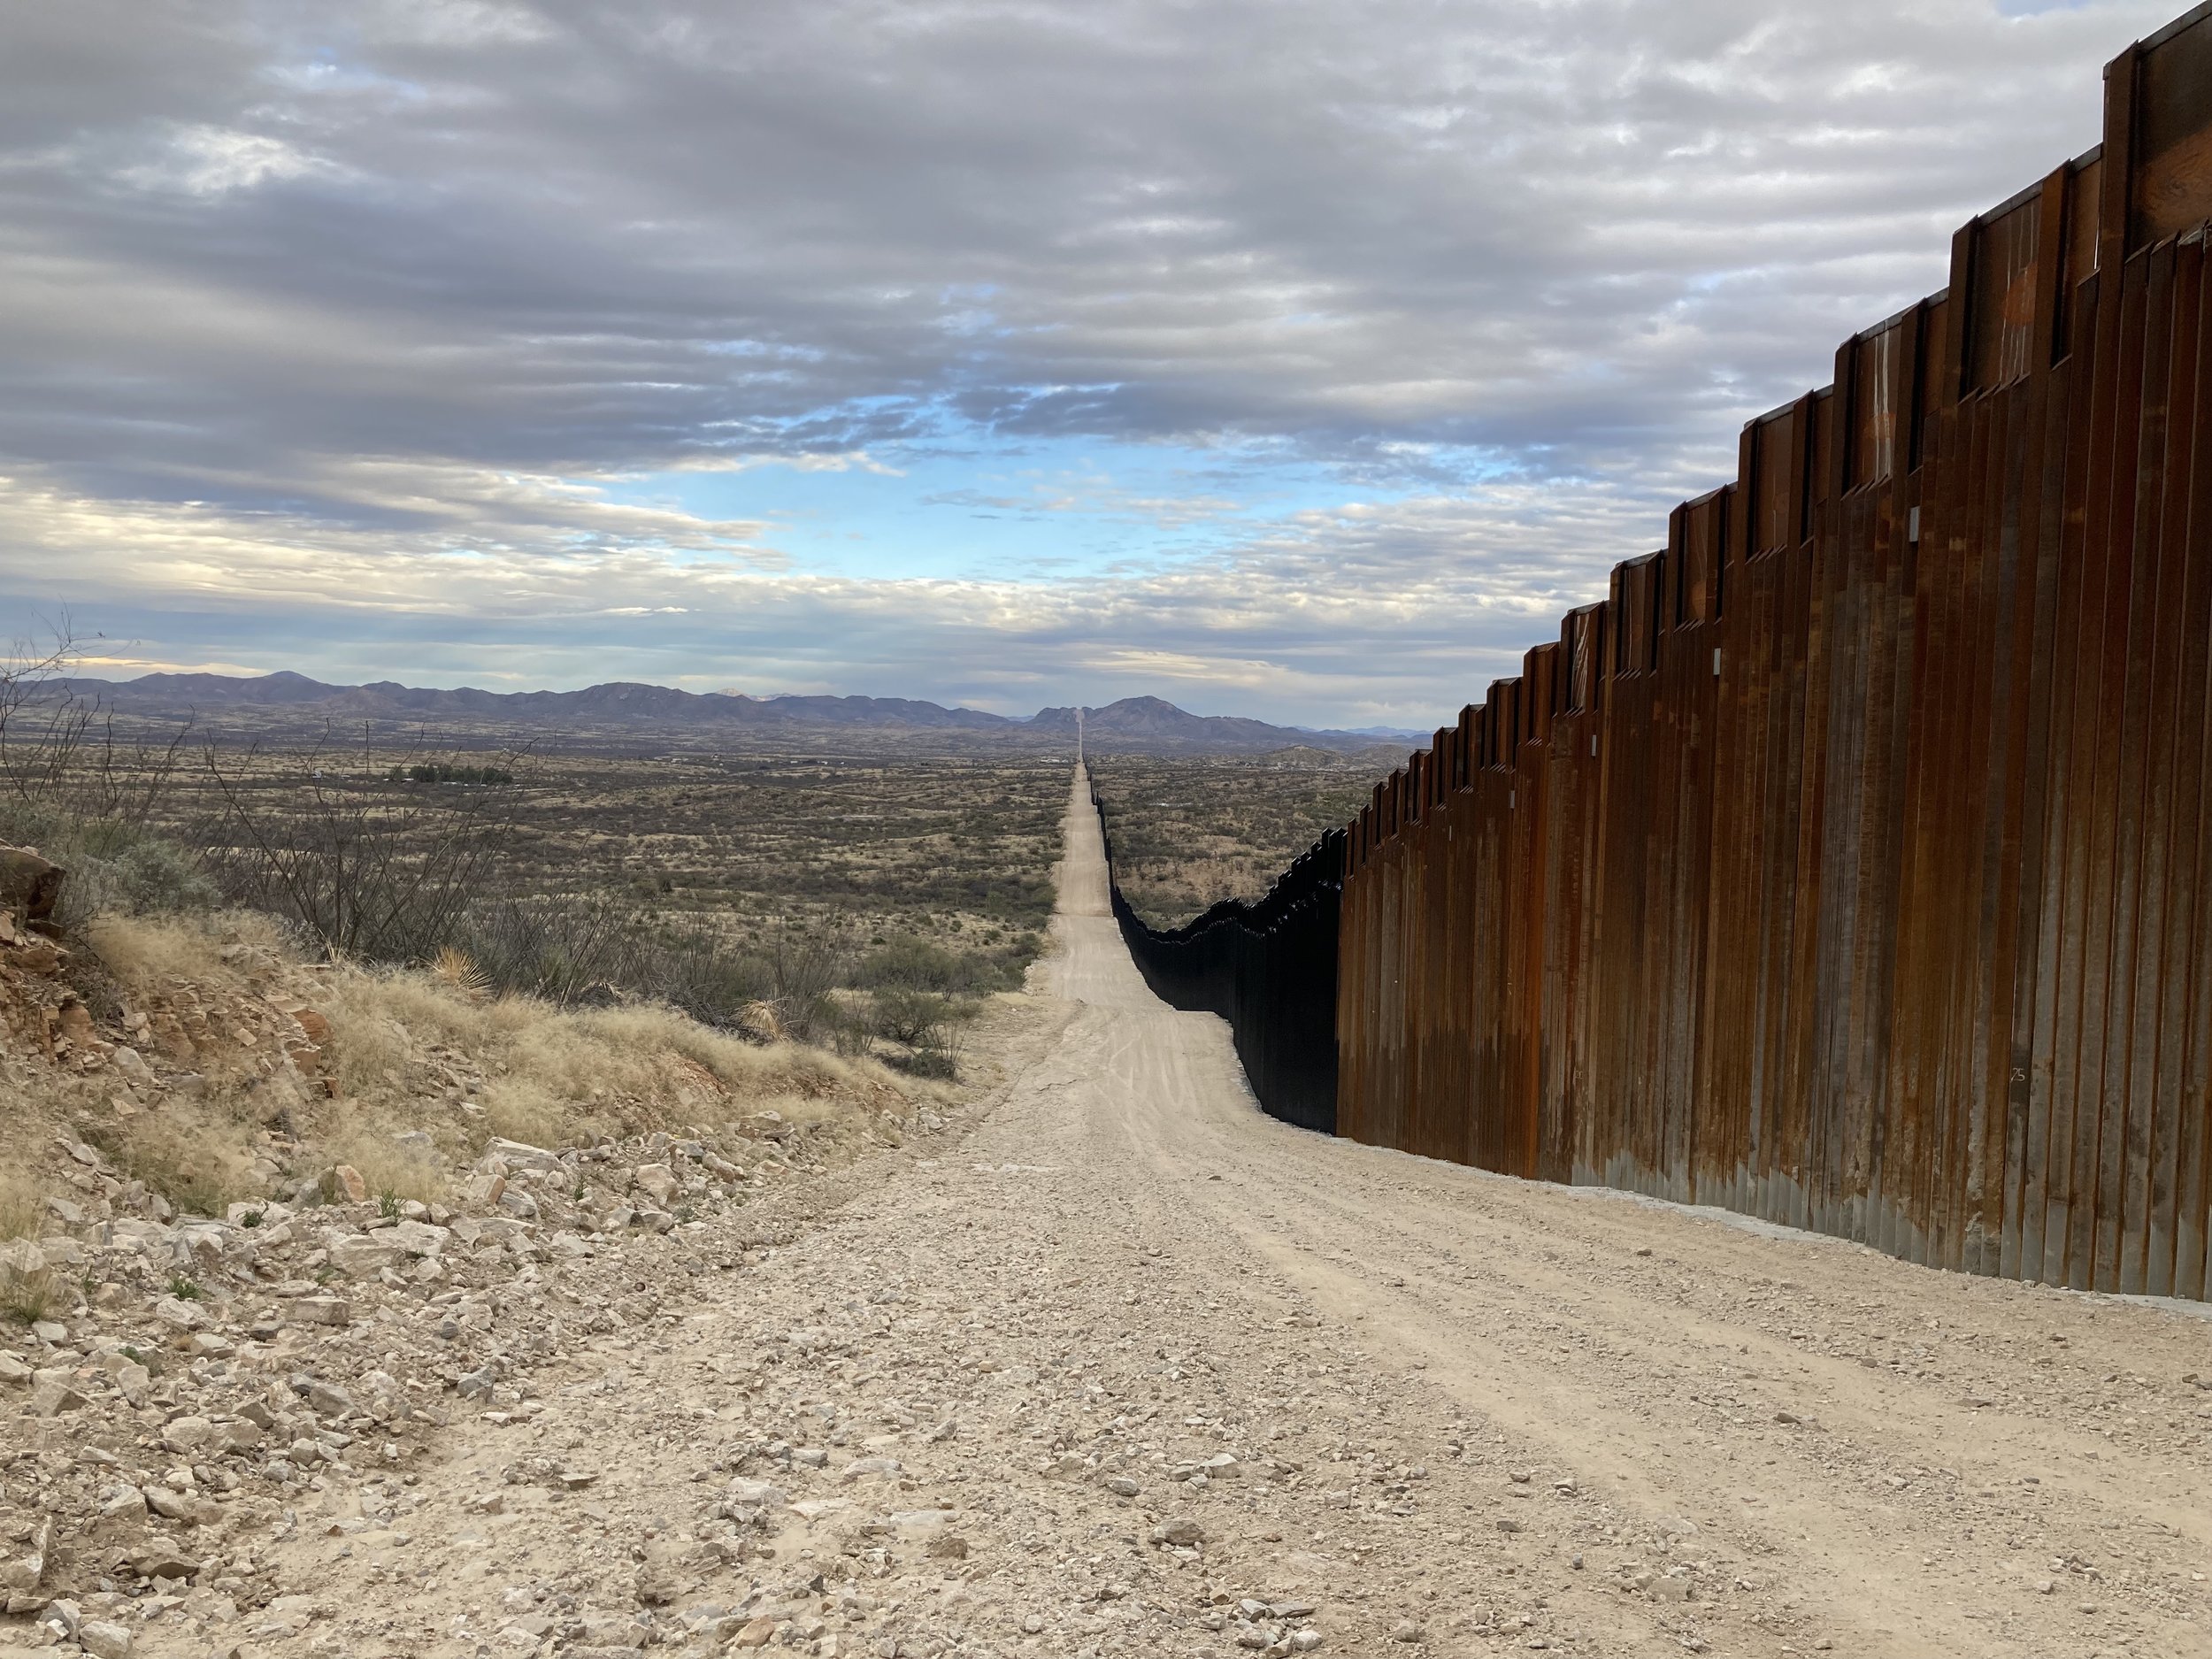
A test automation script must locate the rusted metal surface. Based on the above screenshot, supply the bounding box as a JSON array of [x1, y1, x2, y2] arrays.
[[1336, 4, 2212, 1294]]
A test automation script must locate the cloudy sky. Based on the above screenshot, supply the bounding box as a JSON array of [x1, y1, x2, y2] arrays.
[[0, 0, 2178, 727]]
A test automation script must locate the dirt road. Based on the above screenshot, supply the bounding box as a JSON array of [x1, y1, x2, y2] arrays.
[[228, 769, 2212, 1658]]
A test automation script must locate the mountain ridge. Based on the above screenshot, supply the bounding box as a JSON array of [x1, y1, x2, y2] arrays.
[[49, 672, 1402, 755]]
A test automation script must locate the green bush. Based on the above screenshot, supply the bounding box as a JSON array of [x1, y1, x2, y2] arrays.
[[0, 798, 219, 930], [853, 936, 966, 992], [870, 986, 953, 1045], [886, 1018, 963, 1080], [851, 933, 1030, 995]]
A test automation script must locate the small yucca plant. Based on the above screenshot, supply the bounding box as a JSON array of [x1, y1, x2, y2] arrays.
[[432, 946, 492, 1000]]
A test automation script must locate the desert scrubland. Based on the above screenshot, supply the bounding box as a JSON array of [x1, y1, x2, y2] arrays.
[[2, 685, 2208, 1659]]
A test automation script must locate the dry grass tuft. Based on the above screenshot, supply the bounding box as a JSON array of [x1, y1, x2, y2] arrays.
[[316, 964, 905, 1152], [329, 1130, 449, 1206], [0, 1264, 57, 1326], [0, 1174, 42, 1241], [83, 910, 234, 987], [88, 1112, 257, 1221]]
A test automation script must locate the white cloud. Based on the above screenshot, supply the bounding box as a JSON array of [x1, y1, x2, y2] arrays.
[[0, 457, 1656, 723], [0, 0, 2185, 723], [121, 124, 345, 196], [664, 450, 906, 478]]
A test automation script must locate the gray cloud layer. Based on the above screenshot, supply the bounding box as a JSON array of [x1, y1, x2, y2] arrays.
[[0, 0, 2179, 722]]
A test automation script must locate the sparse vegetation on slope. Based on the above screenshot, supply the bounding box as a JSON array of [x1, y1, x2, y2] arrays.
[[3, 891, 958, 1231], [0, 629, 1037, 1231], [0, 627, 1063, 1091]]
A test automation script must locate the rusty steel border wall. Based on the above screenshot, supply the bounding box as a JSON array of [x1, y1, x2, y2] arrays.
[[1335, 4, 2212, 1297], [1091, 780, 1342, 1133]]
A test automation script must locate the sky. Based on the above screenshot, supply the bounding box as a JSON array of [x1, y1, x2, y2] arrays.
[[0, 0, 2182, 729]]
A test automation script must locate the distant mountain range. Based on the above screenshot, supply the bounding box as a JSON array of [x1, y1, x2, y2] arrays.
[[51, 671, 1412, 756]]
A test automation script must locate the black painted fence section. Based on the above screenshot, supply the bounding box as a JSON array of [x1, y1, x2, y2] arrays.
[[1089, 780, 1341, 1133]]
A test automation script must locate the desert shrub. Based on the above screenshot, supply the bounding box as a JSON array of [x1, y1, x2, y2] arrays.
[[862, 980, 974, 1080], [459, 896, 644, 1004], [0, 798, 218, 932], [73, 827, 218, 922], [887, 1018, 964, 1080], [843, 930, 1009, 1084], [853, 936, 965, 993], [454, 897, 781, 1029], [869, 986, 952, 1045], [826, 1010, 878, 1060], [0, 626, 210, 933], [851, 933, 1028, 995], [474, 999, 862, 1147], [972, 933, 1041, 991], [199, 747, 515, 964], [319, 961, 894, 1149], [760, 919, 856, 1042], [648, 926, 776, 1026]]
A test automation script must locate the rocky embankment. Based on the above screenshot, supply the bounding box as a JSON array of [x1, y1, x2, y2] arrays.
[[0, 838, 956, 1659], [0, 1107, 918, 1658]]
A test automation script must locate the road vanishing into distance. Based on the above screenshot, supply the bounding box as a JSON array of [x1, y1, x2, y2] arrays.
[[253, 768, 2212, 1659]]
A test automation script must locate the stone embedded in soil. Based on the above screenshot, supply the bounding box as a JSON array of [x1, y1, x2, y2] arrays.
[[291, 1295, 352, 1325], [28, 1376, 87, 1416]]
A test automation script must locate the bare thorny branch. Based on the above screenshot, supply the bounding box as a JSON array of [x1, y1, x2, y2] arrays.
[[0, 618, 193, 820], [198, 723, 530, 964]]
